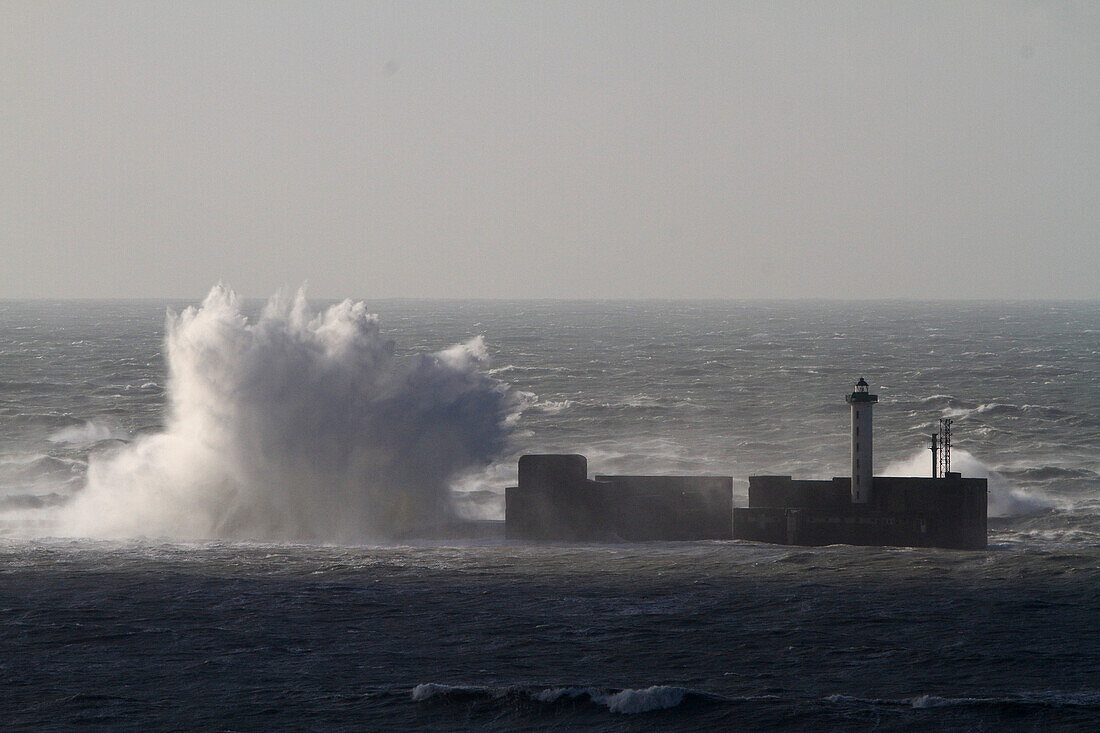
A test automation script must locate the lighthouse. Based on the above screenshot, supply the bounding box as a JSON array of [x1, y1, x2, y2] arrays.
[[845, 377, 878, 503]]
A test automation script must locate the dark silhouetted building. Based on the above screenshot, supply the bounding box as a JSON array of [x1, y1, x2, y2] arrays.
[[505, 380, 988, 549], [505, 454, 732, 541]]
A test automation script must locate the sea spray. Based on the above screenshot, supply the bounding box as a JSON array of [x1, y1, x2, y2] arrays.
[[47, 421, 128, 446], [882, 449, 1050, 516], [57, 286, 522, 541]]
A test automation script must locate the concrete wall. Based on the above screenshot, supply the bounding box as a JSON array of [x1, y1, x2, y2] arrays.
[[747, 476, 850, 508], [506, 455, 733, 541], [735, 474, 988, 549], [594, 475, 733, 540], [506, 455, 603, 541], [506, 456, 987, 549]]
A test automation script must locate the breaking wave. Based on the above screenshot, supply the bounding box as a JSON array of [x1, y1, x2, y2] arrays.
[[410, 683, 726, 714], [882, 449, 1052, 517], [55, 286, 521, 542], [48, 421, 128, 446], [410, 684, 1100, 718]]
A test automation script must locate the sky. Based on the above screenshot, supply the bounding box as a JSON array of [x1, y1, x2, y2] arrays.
[[2, 1, 1097, 300]]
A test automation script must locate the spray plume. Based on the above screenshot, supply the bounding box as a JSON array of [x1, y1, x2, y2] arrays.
[[59, 286, 520, 541], [883, 449, 1050, 517]]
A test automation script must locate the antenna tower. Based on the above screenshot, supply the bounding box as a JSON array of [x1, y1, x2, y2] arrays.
[[937, 418, 952, 476]]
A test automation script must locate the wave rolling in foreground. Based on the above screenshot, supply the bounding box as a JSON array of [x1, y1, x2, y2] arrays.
[[55, 286, 520, 542]]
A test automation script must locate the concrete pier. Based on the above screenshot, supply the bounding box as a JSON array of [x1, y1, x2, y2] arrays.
[[505, 454, 733, 541], [732, 473, 988, 549]]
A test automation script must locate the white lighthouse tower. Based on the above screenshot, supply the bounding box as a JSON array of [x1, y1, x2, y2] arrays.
[[844, 377, 878, 504]]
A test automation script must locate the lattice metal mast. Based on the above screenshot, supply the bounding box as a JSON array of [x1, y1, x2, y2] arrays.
[[938, 418, 953, 476]]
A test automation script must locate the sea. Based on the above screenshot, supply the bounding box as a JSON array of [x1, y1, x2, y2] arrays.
[[1, 295, 1097, 730]]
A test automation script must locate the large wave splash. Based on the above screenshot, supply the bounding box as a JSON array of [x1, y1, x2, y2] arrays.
[[882, 449, 1050, 517], [58, 286, 521, 542]]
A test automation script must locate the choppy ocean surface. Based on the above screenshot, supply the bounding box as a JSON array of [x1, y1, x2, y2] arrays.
[[1, 298, 1098, 730]]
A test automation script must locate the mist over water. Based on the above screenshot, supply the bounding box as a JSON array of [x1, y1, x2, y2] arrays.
[[54, 287, 520, 541]]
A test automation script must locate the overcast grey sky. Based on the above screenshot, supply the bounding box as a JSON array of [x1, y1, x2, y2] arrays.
[[2, 1, 1097, 299]]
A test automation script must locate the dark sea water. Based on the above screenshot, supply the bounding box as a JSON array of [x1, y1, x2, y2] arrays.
[[1, 298, 1098, 730]]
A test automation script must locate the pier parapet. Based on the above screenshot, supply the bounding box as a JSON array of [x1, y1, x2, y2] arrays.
[[733, 473, 987, 549], [505, 379, 988, 550], [506, 455, 733, 541]]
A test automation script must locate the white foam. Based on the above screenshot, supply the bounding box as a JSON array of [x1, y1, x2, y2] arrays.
[[410, 683, 466, 701], [412, 683, 699, 714], [54, 286, 521, 542], [595, 685, 688, 713], [532, 399, 573, 414], [909, 694, 976, 708], [48, 421, 127, 445]]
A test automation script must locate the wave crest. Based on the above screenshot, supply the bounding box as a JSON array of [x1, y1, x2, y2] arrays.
[[411, 683, 719, 714]]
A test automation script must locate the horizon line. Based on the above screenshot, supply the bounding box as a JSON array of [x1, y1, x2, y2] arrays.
[[1, 295, 1097, 304]]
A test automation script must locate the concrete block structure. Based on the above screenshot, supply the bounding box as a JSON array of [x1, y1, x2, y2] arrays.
[[505, 454, 733, 541], [732, 378, 987, 549], [504, 379, 988, 550], [732, 473, 987, 549]]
